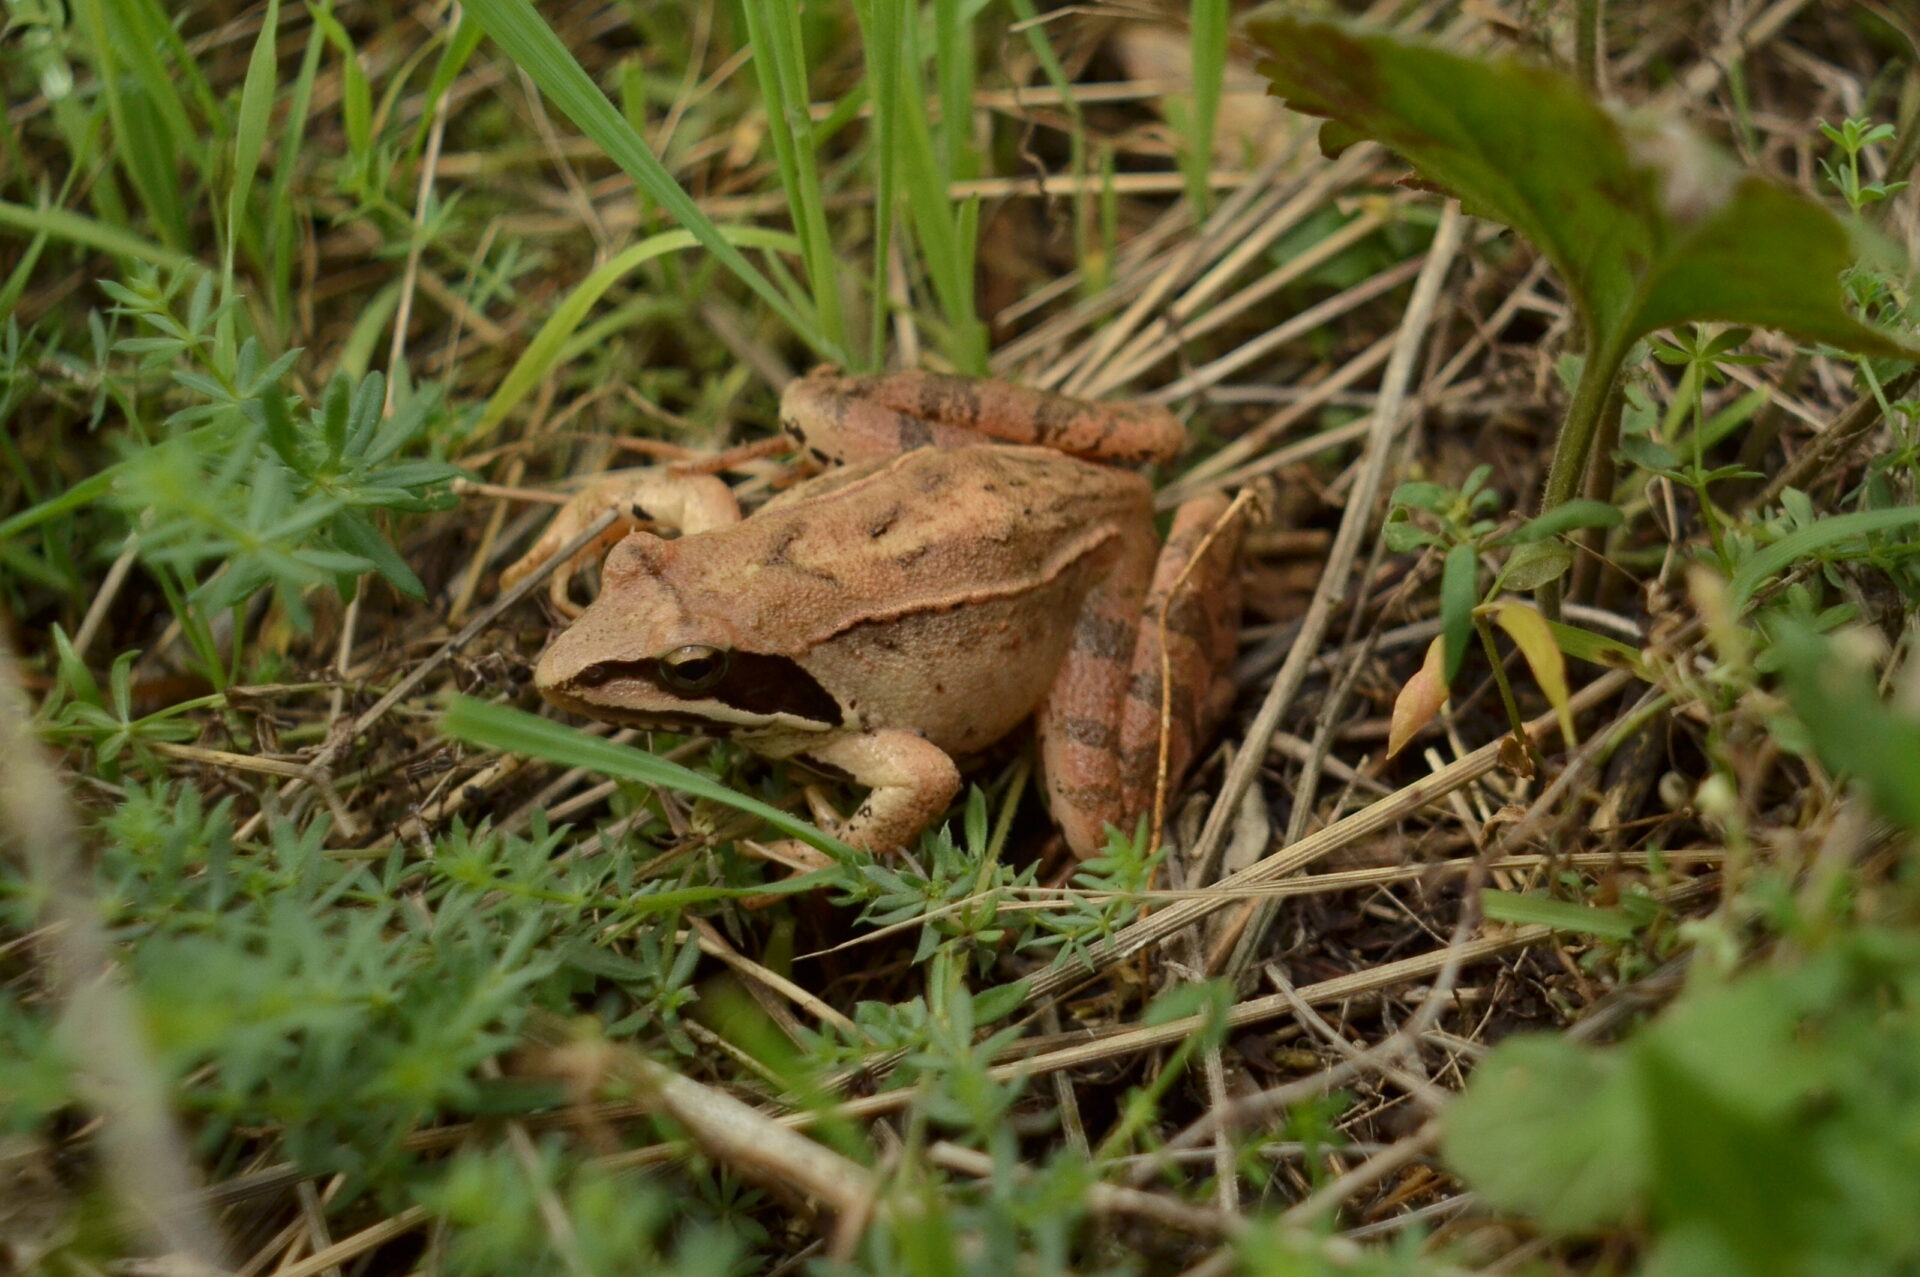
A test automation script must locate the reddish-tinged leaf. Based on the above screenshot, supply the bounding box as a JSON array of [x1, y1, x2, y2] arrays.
[[1388, 635, 1449, 760]]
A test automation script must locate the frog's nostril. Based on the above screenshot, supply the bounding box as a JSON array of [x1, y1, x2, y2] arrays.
[[577, 662, 616, 687]]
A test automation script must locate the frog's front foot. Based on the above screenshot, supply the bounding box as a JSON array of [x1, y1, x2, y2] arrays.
[[800, 730, 962, 856]]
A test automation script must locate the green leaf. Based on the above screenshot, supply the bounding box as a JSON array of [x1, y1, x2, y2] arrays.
[[329, 508, 424, 599], [1390, 480, 1452, 513], [1500, 540, 1572, 592], [969, 980, 1030, 1025], [1381, 517, 1443, 552], [1245, 14, 1919, 363], [1499, 499, 1625, 544], [1618, 432, 1683, 473], [1488, 601, 1577, 747], [1773, 622, 1920, 832], [737, 0, 844, 356], [1546, 619, 1649, 678], [0, 199, 195, 273], [1480, 888, 1637, 940], [227, 0, 280, 274], [1443, 1032, 1649, 1231], [1727, 506, 1920, 612]]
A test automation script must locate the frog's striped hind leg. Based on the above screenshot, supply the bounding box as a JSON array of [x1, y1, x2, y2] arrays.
[[781, 369, 1187, 467], [1034, 519, 1157, 860], [1037, 493, 1244, 860]]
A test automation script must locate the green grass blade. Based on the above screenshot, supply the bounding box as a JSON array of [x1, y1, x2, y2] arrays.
[[472, 225, 801, 441], [439, 697, 856, 862], [265, 14, 327, 339], [102, 0, 211, 173], [226, 0, 281, 290], [933, 0, 977, 183], [72, 0, 190, 249], [414, 10, 487, 158], [307, 5, 373, 155], [739, 0, 847, 358], [853, 0, 900, 367], [109, 0, 218, 128], [1184, 0, 1228, 213], [890, 4, 986, 372], [1004, 0, 1090, 293], [460, 0, 841, 363], [0, 199, 195, 272]]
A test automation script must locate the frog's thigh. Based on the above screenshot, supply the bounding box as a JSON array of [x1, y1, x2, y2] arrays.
[[801, 730, 961, 855], [1039, 495, 1243, 859], [782, 370, 1184, 465], [865, 372, 1186, 463]]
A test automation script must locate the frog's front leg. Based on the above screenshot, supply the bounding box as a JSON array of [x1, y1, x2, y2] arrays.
[[501, 469, 740, 614], [782, 369, 1188, 466], [1038, 492, 1245, 859], [795, 729, 961, 856]]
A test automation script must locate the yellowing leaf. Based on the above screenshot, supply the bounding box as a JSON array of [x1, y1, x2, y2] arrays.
[[1388, 635, 1449, 760], [1490, 601, 1576, 748]]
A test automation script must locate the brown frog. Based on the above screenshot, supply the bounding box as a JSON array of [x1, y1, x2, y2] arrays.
[[504, 369, 1243, 860]]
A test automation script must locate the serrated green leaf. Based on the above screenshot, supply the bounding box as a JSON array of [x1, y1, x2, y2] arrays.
[[1245, 14, 1919, 364], [1443, 1032, 1648, 1231]]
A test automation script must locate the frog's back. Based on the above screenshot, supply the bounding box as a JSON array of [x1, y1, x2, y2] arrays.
[[667, 447, 1150, 650]]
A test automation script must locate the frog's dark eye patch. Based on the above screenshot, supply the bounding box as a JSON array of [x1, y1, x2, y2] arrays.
[[584, 649, 841, 727], [707, 652, 842, 726]]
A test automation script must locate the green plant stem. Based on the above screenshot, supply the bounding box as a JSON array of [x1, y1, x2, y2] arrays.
[[1537, 335, 1626, 615], [1573, 0, 1604, 93], [1570, 378, 1624, 605], [1475, 614, 1543, 775], [1872, 68, 1920, 226]]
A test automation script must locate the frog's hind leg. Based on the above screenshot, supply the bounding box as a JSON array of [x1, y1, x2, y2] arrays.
[[1038, 494, 1244, 860], [781, 370, 1187, 466]]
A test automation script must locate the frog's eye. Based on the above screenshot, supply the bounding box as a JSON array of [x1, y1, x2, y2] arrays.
[[658, 645, 729, 694]]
